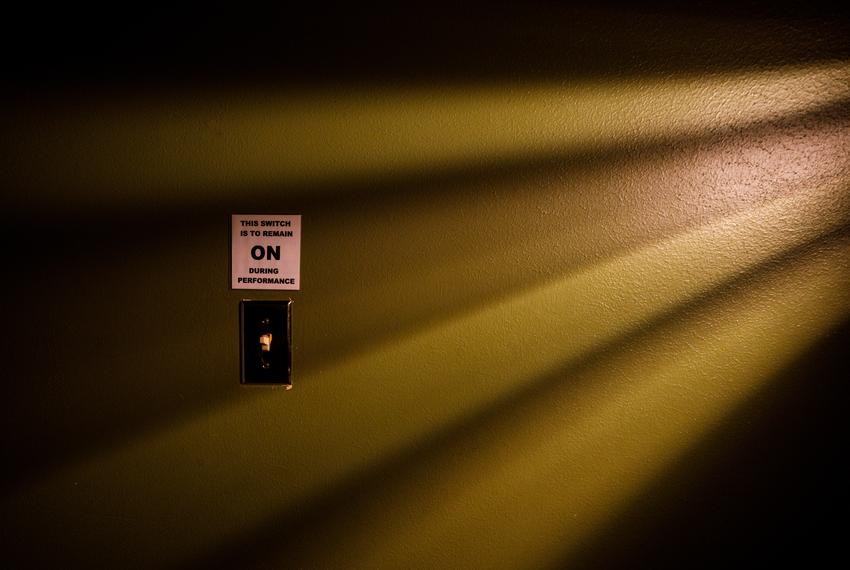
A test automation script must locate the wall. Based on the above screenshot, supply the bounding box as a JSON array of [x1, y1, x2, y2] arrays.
[[2, 6, 849, 568]]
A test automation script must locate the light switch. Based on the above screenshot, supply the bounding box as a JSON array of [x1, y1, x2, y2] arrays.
[[240, 300, 292, 387]]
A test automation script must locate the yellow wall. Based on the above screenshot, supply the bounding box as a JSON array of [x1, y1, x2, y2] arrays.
[[2, 6, 849, 569]]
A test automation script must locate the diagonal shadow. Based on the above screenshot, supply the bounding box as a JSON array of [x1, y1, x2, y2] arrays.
[[560, 317, 850, 569], [180, 221, 850, 569]]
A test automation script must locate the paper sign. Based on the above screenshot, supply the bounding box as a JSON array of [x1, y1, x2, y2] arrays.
[[231, 214, 301, 290]]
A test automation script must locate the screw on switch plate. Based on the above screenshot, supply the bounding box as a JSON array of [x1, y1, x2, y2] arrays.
[[240, 300, 292, 387]]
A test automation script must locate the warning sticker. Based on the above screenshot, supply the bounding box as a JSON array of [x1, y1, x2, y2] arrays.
[[231, 214, 301, 290]]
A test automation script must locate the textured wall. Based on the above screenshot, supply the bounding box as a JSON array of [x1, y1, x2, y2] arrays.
[[2, 6, 849, 569]]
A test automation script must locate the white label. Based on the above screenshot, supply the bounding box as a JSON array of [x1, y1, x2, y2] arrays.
[[231, 214, 301, 290]]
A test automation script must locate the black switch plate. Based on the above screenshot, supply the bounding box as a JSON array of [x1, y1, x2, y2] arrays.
[[240, 300, 292, 386]]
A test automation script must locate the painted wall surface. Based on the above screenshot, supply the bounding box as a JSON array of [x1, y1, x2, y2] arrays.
[[2, 6, 849, 569]]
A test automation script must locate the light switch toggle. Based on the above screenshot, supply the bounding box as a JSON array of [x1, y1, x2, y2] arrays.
[[259, 333, 273, 369], [259, 333, 273, 351]]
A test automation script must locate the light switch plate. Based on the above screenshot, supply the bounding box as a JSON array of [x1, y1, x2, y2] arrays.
[[240, 300, 292, 387]]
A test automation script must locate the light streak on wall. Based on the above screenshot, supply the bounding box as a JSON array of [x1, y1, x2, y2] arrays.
[[4, 170, 847, 567], [279, 234, 850, 569], [306, 115, 850, 363], [3, 3, 850, 566], [4, 62, 850, 214]]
